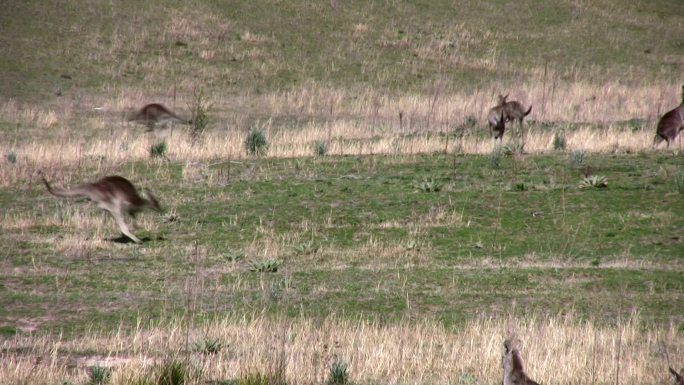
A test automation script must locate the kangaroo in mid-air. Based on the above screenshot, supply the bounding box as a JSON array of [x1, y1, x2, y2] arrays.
[[127, 103, 192, 131], [41, 175, 161, 244]]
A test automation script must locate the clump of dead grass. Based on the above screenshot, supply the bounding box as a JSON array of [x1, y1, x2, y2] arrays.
[[0, 313, 681, 385]]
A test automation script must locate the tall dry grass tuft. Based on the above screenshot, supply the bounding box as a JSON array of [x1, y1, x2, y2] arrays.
[[0, 314, 681, 385]]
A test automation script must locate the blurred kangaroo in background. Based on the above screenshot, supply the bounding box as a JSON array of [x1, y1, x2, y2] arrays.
[[502, 339, 540, 385], [670, 367, 684, 385], [41, 174, 161, 244], [127, 103, 192, 131], [654, 86, 684, 149]]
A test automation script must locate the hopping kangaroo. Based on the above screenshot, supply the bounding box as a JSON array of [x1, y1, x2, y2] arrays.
[[654, 86, 684, 148], [42, 175, 161, 244], [127, 103, 192, 131], [670, 367, 684, 385], [502, 339, 540, 385]]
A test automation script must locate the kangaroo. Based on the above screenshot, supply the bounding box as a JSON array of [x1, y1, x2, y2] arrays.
[[488, 94, 532, 143], [487, 107, 507, 143], [41, 175, 161, 244], [127, 103, 192, 131], [670, 367, 684, 385], [654, 87, 684, 148], [502, 339, 540, 385]]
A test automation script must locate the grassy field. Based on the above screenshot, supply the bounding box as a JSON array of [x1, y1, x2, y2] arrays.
[[1, 0, 684, 384]]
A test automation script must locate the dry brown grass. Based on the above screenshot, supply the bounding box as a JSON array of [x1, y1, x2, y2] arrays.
[[2, 80, 677, 188], [1, 314, 681, 385]]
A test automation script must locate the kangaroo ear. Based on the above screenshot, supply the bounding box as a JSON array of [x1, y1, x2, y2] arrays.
[[670, 367, 681, 378]]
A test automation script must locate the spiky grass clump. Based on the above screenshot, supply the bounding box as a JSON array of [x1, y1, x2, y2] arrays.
[[553, 132, 567, 151], [414, 177, 442, 192], [157, 359, 187, 385], [193, 338, 222, 355], [190, 88, 210, 144], [675, 172, 684, 193], [489, 146, 503, 169], [249, 258, 281, 272], [579, 175, 608, 189], [327, 360, 350, 385], [312, 140, 328, 157], [6, 151, 17, 164], [88, 365, 111, 385], [571, 149, 586, 167], [245, 127, 268, 156], [150, 141, 168, 159]]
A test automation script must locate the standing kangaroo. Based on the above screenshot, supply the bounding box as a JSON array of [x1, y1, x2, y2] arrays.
[[127, 103, 192, 131], [670, 367, 684, 385], [654, 86, 684, 149], [41, 175, 161, 244], [502, 339, 540, 385]]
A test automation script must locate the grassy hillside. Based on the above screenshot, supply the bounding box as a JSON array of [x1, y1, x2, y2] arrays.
[[1, 0, 683, 100], [1, 2, 683, 384]]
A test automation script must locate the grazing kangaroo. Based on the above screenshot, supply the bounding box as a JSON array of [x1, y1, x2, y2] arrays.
[[127, 103, 192, 131], [488, 94, 532, 143], [670, 367, 684, 385], [41, 175, 161, 244], [654, 86, 684, 149], [502, 339, 540, 385]]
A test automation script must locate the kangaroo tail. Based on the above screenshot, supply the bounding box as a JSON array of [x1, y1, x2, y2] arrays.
[[524, 105, 532, 116], [41, 176, 86, 198]]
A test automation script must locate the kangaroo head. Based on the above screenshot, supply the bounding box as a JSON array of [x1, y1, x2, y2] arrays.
[[497, 94, 509, 105]]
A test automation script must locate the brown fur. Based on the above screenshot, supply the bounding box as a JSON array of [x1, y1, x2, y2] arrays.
[[502, 339, 540, 385], [488, 94, 532, 143], [127, 103, 192, 131], [654, 93, 684, 149], [670, 367, 684, 385], [41, 175, 161, 244]]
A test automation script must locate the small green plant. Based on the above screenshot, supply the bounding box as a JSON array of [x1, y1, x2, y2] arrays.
[[88, 365, 111, 385], [224, 249, 245, 262], [312, 140, 328, 156], [294, 240, 319, 255], [245, 127, 268, 156], [157, 359, 186, 385], [675, 172, 684, 193], [6, 151, 17, 164], [193, 338, 222, 355], [249, 258, 281, 272], [502, 142, 524, 156], [489, 146, 502, 169], [571, 149, 586, 167], [513, 182, 527, 191], [552, 132, 566, 151], [150, 141, 168, 159], [327, 360, 349, 385], [190, 87, 210, 143], [235, 372, 269, 385], [463, 115, 477, 128], [579, 175, 608, 189], [414, 177, 442, 192]]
